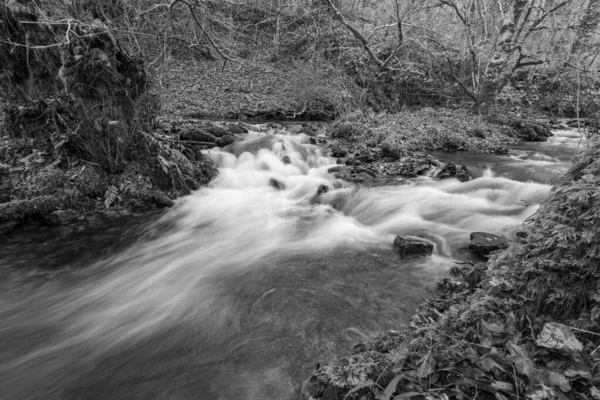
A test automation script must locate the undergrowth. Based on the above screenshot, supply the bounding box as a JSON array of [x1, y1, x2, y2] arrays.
[[328, 108, 516, 158], [304, 135, 600, 399]]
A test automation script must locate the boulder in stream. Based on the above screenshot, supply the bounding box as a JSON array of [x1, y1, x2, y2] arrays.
[[468, 232, 508, 256], [431, 163, 472, 182], [269, 178, 286, 191], [198, 124, 229, 138], [226, 124, 248, 135], [393, 236, 434, 258], [217, 135, 236, 147]]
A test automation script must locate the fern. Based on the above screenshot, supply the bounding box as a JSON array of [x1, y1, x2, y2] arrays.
[[104, 185, 118, 209]]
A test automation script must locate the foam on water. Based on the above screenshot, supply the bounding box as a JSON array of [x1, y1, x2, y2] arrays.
[[0, 125, 568, 399]]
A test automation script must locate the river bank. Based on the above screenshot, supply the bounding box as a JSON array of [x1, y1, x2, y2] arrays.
[[303, 130, 600, 400]]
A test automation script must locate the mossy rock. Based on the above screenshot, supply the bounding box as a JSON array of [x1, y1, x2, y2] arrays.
[[227, 124, 248, 134], [180, 129, 217, 143]]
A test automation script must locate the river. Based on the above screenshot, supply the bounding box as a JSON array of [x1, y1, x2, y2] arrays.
[[0, 125, 586, 399]]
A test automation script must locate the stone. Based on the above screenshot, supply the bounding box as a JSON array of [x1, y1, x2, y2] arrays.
[[282, 155, 292, 165], [180, 129, 216, 143], [330, 146, 347, 158], [269, 178, 286, 191], [345, 158, 361, 166], [206, 125, 230, 138], [393, 236, 434, 258], [355, 167, 376, 178], [217, 134, 236, 147], [309, 184, 330, 204], [301, 123, 318, 136], [355, 151, 374, 163], [227, 124, 248, 134], [431, 163, 471, 182], [468, 232, 508, 256], [316, 184, 329, 196]]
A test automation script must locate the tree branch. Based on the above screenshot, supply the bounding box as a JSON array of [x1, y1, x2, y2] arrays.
[[321, 0, 387, 70]]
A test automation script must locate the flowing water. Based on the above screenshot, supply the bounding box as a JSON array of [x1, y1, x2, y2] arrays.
[[0, 126, 586, 399]]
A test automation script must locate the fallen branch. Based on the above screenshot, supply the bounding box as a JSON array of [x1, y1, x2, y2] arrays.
[[146, 131, 215, 147]]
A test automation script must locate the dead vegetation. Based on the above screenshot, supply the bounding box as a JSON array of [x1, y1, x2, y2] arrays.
[[0, 1, 216, 233], [303, 135, 600, 400]]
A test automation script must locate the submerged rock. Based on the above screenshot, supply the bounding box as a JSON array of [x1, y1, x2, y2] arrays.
[[393, 236, 434, 258], [269, 178, 286, 191], [282, 155, 292, 165], [468, 232, 508, 256]]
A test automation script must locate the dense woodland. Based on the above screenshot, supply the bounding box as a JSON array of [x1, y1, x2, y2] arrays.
[[1, 0, 600, 399]]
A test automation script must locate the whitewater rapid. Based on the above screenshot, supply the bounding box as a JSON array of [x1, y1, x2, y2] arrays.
[[0, 125, 583, 399]]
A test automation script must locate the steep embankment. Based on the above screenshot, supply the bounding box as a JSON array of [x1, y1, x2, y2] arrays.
[[303, 134, 600, 399]]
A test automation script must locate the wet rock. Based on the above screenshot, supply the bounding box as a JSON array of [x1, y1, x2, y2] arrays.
[[282, 155, 292, 165], [327, 166, 344, 174], [355, 151, 374, 163], [385, 156, 438, 177], [206, 125, 230, 138], [217, 134, 236, 147], [309, 184, 330, 204], [468, 232, 508, 256], [226, 124, 248, 134], [431, 163, 471, 182], [180, 129, 217, 143], [316, 184, 330, 196], [393, 236, 434, 258], [330, 146, 347, 158], [269, 178, 286, 191], [356, 172, 375, 185], [301, 123, 318, 136], [355, 167, 376, 178], [345, 158, 361, 166]]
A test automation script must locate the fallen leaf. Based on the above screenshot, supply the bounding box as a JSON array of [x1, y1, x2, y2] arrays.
[[546, 370, 571, 392], [536, 323, 583, 353]]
